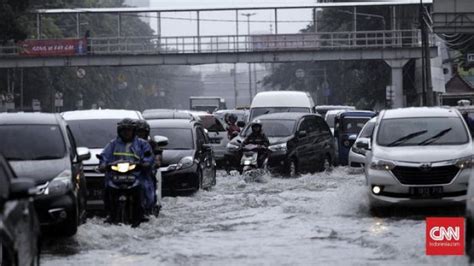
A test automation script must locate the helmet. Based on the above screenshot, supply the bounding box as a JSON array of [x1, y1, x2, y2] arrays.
[[135, 120, 150, 140], [251, 119, 263, 132], [135, 120, 150, 133], [228, 114, 238, 123], [117, 118, 136, 142]]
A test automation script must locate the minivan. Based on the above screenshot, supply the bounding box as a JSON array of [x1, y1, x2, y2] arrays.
[[228, 113, 335, 176], [362, 108, 471, 213], [249, 91, 315, 122], [0, 113, 91, 236]]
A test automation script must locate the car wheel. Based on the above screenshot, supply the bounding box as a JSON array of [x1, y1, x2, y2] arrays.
[[319, 155, 332, 172], [57, 202, 79, 237], [288, 159, 298, 178], [195, 169, 203, 192]]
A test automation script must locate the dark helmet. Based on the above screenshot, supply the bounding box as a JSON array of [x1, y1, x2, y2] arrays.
[[117, 118, 136, 141], [228, 114, 238, 123], [135, 120, 150, 133]]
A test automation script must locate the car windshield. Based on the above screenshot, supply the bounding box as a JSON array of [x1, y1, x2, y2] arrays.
[[341, 118, 370, 134], [359, 121, 376, 138], [67, 119, 120, 148], [250, 107, 310, 120], [150, 128, 194, 149], [199, 115, 225, 132], [0, 125, 66, 161], [377, 117, 469, 146], [241, 119, 296, 137]]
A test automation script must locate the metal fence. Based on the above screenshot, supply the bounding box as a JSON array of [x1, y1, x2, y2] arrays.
[[0, 30, 430, 57]]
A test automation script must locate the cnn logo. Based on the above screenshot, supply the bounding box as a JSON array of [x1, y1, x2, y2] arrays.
[[426, 217, 464, 255], [429, 226, 460, 241]]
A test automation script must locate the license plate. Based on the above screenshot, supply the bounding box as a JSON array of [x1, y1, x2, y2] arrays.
[[89, 189, 103, 200], [409, 186, 443, 198]]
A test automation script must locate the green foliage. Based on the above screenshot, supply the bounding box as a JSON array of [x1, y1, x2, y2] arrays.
[[1, 0, 203, 112]]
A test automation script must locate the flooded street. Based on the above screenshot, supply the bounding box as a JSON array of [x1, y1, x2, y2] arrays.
[[43, 169, 468, 265]]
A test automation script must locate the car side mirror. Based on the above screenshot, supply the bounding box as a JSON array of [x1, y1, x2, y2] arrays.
[[356, 139, 370, 150], [153, 135, 169, 147], [348, 134, 357, 141], [77, 147, 91, 162], [298, 130, 307, 138], [10, 178, 37, 199], [237, 121, 246, 128]]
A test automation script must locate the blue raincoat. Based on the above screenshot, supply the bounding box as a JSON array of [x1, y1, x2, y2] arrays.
[[100, 136, 155, 210]]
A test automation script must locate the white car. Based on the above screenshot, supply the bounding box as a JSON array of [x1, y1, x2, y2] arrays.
[[249, 91, 315, 121], [62, 109, 143, 211], [348, 117, 376, 170], [363, 107, 471, 213]]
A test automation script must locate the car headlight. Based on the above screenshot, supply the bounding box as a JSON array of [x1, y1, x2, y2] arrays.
[[226, 143, 240, 151], [351, 146, 364, 155], [455, 156, 474, 169], [46, 170, 73, 196], [370, 158, 396, 171], [268, 143, 287, 152], [177, 156, 194, 170]]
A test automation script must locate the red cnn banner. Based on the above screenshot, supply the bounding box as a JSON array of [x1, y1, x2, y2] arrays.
[[426, 217, 464, 255], [18, 38, 87, 57]]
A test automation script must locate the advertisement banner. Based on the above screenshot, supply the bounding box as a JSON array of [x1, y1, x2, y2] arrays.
[[19, 38, 87, 56]]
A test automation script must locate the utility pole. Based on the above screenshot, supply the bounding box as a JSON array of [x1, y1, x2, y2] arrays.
[[420, 0, 433, 106], [242, 12, 256, 103]]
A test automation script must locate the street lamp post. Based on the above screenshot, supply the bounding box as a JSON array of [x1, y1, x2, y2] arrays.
[[241, 12, 256, 103]]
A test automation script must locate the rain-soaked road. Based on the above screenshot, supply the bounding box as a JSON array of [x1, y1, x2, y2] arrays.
[[43, 169, 468, 265]]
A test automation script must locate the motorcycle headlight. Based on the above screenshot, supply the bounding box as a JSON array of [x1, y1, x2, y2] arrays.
[[268, 143, 287, 152], [46, 170, 73, 196], [111, 163, 136, 173], [370, 158, 396, 171], [177, 156, 194, 170], [226, 143, 240, 151], [455, 156, 474, 169]]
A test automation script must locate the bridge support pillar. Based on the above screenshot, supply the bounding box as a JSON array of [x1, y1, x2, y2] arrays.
[[385, 59, 408, 108]]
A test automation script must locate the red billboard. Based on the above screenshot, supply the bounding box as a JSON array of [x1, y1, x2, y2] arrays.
[[18, 38, 87, 56]]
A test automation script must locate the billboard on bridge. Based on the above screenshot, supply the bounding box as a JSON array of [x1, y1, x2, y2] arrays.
[[18, 38, 87, 56]]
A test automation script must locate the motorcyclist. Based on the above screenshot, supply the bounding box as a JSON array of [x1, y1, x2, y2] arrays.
[[99, 118, 154, 224], [135, 120, 162, 214], [243, 120, 270, 167], [227, 114, 241, 140]]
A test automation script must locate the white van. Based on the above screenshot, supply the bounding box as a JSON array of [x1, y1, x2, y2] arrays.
[[249, 91, 315, 121]]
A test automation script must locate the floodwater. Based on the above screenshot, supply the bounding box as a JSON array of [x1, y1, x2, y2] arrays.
[[43, 169, 468, 265]]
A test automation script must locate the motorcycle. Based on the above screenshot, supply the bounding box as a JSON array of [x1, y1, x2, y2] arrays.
[[240, 144, 269, 182], [103, 159, 144, 226]]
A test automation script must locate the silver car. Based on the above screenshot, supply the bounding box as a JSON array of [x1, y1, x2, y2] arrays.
[[363, 107, 471, 211], [348, 117, 376, 171]]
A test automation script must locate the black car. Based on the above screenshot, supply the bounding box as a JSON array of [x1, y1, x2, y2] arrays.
[[0, 113, 91, 236], [0, 154, 40, 266], [148, 119, 216, 195], [226, 113, 335, 176]]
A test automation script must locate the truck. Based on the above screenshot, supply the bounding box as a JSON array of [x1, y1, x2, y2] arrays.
[[189, 96, 227, 113]]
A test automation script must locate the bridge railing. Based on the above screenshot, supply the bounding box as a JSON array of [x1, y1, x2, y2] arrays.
[[0, 30, 429, 57]]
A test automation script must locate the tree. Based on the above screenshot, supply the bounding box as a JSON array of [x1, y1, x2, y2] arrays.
[[0, 0, 29, 44], [1, 0, 204, 112]]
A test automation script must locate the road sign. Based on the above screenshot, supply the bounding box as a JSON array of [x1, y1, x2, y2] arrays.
[[118, 73, 126, 83], [386, 86, 394, 100], [32, 99, 41, 111], [76, 68, 86, 79], [55, 91, 64, 107], [5, 93, 14, 103], [468, 53, 474, 64]]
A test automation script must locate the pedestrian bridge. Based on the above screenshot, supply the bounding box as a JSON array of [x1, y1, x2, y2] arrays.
[[0, 30, 436, 68]]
